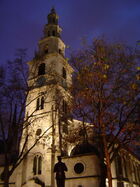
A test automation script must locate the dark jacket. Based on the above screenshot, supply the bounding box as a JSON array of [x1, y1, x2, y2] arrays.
[[54, 162, 68, 179]]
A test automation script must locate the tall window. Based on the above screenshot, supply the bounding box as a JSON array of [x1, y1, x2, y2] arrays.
[[59, 49, 62, 54], [41, 97, 44, 109], [53, 18, 56, 24], [48, 31, 50, 36], [36, 98, 40, 110], [36, 97, 44, 110], [52, 30, 55, 36], [122, 157, 128, 178], [33, 155, 42, 175], [62, 100, 67, 114], [133, 163, 137, 182], [38, 63, 45, 76], [45, 49, 48, 54], [115, 154, 123, 177], [62, 67, 66, 79]]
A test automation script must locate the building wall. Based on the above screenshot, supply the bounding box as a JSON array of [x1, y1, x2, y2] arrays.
[[63, 154, 100, 187]]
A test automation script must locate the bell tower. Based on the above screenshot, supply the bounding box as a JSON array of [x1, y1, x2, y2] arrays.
[[19, 8, 73, 187], [38, 7, 65, 57]]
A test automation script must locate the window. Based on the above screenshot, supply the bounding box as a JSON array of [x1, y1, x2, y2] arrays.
[[62, 100, 67, 114], [133, 163, 137, 182], [33, 156, 37, 175], [115, 154, 123, 177], [36, 98, 40, 110], [38, 63, 45, 76], [38, 156, 42, 174], [36, 129, 42, 136], [36, 97, 45, 110], [74, 163, 84, 174], [48, 31, 50, 36], [45, 49, 48, 54], [52, 30, 55, 36], [59, 49, 62, 54], [33, 155, 42, 175], [62, 67, 66, 79], [41, 97, 44, 109], [53, 18, 55, 24], [122, 157, 128, 178]]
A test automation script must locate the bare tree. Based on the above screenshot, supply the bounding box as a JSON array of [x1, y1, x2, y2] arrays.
[[0, 49, 61, 187]]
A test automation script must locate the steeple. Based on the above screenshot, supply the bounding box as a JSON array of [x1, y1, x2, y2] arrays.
[[38, 8, 64, 56], [43, 8, 61, 38], [28, 8, 73, 87], [47, 7, 58, 25]]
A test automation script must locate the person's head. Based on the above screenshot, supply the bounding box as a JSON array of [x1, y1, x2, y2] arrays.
[[57, 156, 62, 162]]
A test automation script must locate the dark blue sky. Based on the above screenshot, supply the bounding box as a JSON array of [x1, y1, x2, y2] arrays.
[[0, 0, 140, 64]]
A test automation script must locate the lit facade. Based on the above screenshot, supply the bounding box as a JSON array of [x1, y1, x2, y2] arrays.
[[0, 8, 140, 187]]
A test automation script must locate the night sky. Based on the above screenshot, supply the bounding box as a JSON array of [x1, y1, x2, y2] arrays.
[[0, 0, 140, 64]]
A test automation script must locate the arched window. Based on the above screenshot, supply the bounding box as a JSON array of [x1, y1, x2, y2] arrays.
[[115, 154, 123, 177], [36, 97, 45, 110], [59, 49, 62, 54], [33, 156, 37, 175], [33, 155, 42, 175], [38, 156, 42, 174], [36, 98, 40, 110], [38, 63, 45, 76], [52, 30, 55, 36], [41, 97, 44, 109], [62, 67, 66, 79]]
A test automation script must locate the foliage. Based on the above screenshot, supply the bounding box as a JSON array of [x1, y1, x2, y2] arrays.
[[69, 39, 140, 186]]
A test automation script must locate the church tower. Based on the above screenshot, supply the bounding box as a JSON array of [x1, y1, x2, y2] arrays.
[[18, 8, 73, 187]]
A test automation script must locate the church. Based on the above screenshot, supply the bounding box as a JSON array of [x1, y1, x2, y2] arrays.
[[0, 8, 140, 187]]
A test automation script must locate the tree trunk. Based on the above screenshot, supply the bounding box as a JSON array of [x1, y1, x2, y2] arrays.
[[102, 134, 112, 187], [51, 107, 56, 187], [58, 113, 63, 155], [99, 136, 106, 187], [99, 161, 106, 187], [3, 165, 10, 187], [51, 106, 56, 187], [4, 179, 9, 187]]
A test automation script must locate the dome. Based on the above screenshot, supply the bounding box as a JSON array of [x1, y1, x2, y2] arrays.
[[70, 142, 99, 156]]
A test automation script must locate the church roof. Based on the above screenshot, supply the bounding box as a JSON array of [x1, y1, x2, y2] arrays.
[[70, 142, 99, 156]]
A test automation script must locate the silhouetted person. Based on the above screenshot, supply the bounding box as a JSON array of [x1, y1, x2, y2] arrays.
[[54, 156, 68, 187]]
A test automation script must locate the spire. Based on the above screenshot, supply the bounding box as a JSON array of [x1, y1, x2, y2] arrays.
[[51, 6, 56, 14], [47, 7, 59, 25], [42, 7, 61, 38], [39, 8, 64, 55]]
